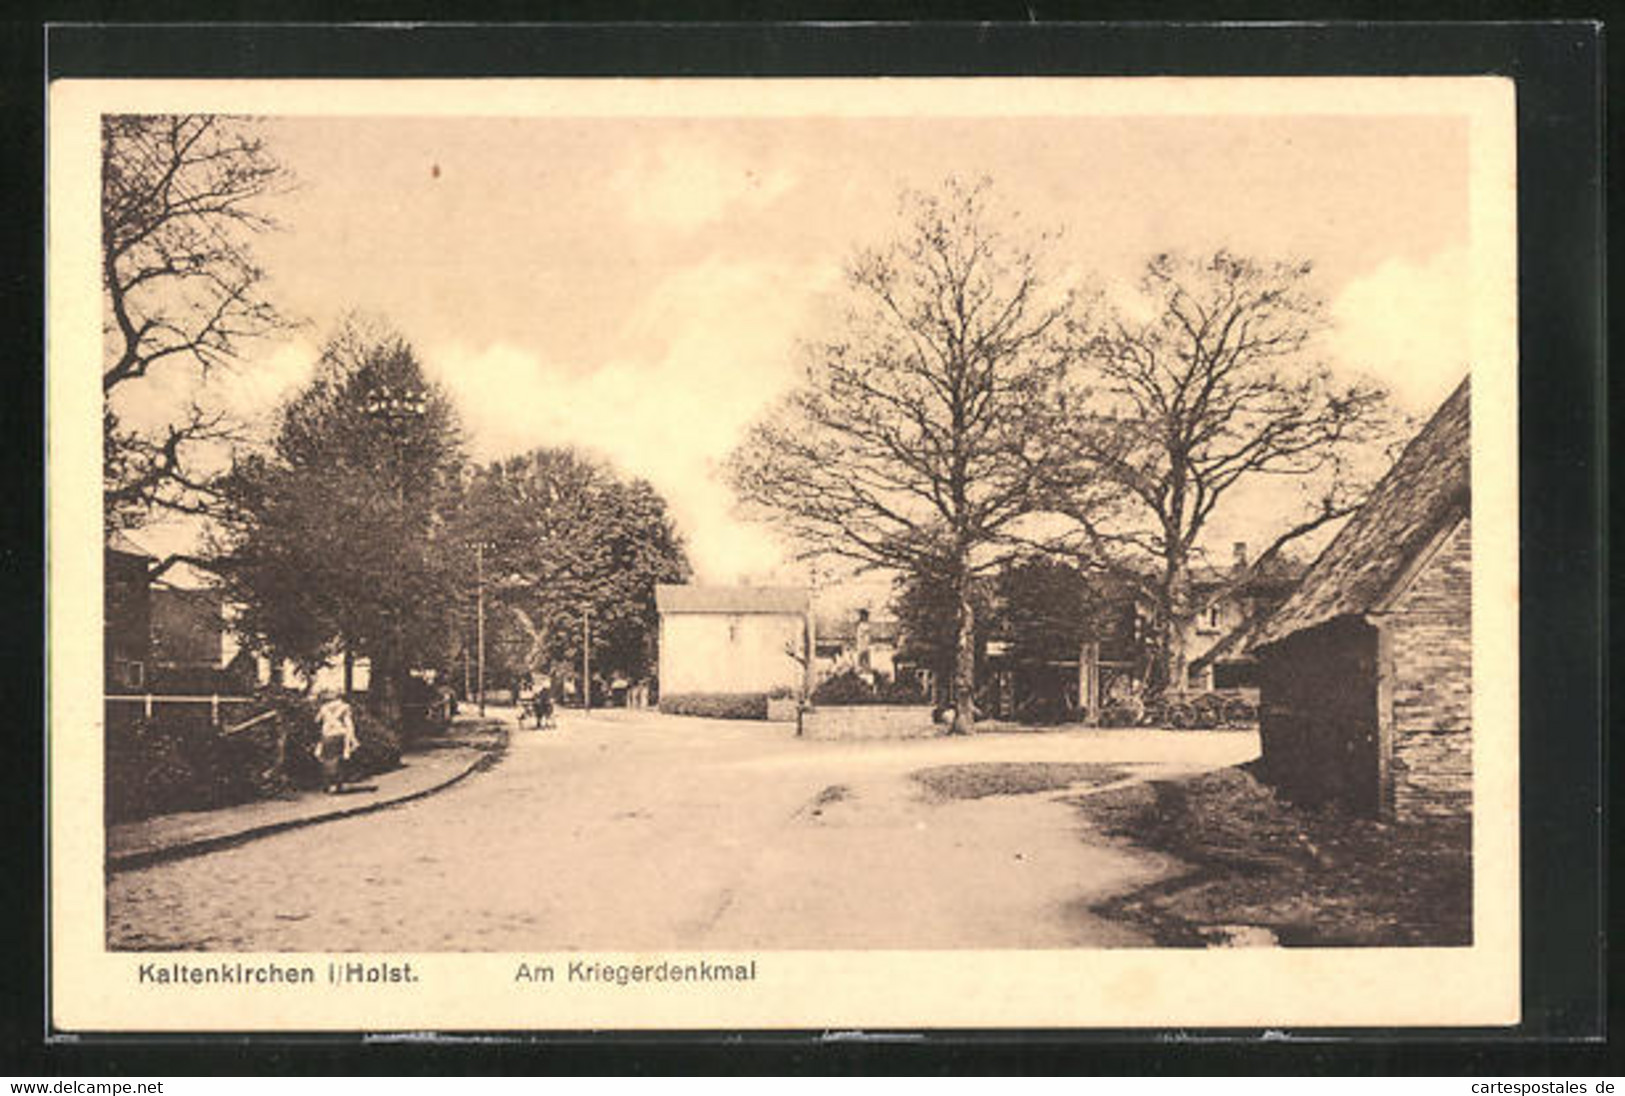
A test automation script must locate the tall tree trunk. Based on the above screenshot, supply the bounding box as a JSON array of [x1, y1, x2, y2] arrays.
[[373, 629, 403, 732], [1154, 554, 1191, 697], [949, 570, 977, 735], [343, 649, 354, 697]]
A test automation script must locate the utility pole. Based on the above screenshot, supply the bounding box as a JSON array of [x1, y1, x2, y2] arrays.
[[476, 541, 486, 717], [582, 606, 591, 713]]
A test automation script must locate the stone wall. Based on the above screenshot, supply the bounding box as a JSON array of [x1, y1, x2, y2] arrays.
[[800, 705, 936, 741], [1383, 517, 1473, 821]]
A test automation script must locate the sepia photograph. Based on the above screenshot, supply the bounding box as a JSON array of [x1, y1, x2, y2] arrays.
[[48, 75, 1520, 1030]]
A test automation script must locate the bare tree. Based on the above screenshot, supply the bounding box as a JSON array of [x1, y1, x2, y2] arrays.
[[1052, 250, 1398, 695], [728, 178, 1075, 733], [102, 114, 294, 533]]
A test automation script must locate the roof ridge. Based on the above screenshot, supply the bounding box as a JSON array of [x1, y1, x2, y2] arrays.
[[1251, 376, 1470, 649]]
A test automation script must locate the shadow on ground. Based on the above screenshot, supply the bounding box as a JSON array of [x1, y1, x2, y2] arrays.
[[1068, 763, 1472, 947]]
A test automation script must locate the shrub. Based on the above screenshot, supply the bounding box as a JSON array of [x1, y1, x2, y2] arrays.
[[106, 715, 205, 822], [1222, 693, 1259, 727], [204, 715, 293, 805], [1189, 691, 1227, 730], [1015, 692, 1075, 725], [104, 688, 409, 822], [658, 692, 770, 720], [812, 670, 875, 705], [876, 674, 928, 704], [766, 684, 800, 700], [350, 706, 403, 773], [401, 677, 454, 739], [812, 669, 926, 706], [1098, 697, 1144, 729]]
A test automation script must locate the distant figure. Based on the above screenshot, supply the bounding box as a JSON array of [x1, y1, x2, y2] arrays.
[[314, 689, 360, 794], [532, 680, 555, 730]]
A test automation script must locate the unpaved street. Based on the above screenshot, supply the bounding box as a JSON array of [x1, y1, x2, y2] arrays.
[[108, 711, 1257, 951]]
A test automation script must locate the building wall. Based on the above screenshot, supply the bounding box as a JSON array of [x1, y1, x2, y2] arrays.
[[1380, 517, 1472, 821], [659, 612, 806, 696], [150, 588, 226, 668], [1257, 617, 1380, 813], [104, 550, 151, 690]]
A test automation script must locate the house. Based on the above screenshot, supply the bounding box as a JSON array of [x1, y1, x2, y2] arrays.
[[104, 533, 254, 694], [655, 584, 812, 700], [104, 533, 153, 691], [1183, 546, 1305, 692], [1250, 378, 1471, 822]]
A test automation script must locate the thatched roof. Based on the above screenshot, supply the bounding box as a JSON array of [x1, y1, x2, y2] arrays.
[[655, 584, 810, 616], [1252, 377, 1471, 650]]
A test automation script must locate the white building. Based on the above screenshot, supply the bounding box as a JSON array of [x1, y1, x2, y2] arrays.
[[655, 585, 811, 698]]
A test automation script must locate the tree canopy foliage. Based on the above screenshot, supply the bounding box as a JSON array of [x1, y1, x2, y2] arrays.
[[214, 318, 464, 709], [455, 448, 692, 692]]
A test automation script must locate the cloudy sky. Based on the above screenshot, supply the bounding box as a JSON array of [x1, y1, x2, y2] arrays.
[[120, 106, 1472, 585]]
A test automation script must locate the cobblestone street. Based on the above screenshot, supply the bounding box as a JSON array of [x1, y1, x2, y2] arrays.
[[107, 710, 1258, 952]]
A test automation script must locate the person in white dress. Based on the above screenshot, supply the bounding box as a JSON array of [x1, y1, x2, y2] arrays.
[[314, 689, 359, 793]]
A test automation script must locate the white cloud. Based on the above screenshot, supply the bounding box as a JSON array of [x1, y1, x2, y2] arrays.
[[611, 138, 795, 233], [211, 338, 322, 424], [427, 258, 840, 584], [1328, 248, 1471, 414]]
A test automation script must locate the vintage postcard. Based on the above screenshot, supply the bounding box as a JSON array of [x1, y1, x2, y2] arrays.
[[48, 75, 1519, 1031]]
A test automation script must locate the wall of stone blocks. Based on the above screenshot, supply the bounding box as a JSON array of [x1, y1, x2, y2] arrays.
[[801, 705, 936, 741]]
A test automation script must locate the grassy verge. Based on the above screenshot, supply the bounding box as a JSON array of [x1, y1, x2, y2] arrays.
[[912, 762, 1131, 801], [1070, 764, 1471, 947]]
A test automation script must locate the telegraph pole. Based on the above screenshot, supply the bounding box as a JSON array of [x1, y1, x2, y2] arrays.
[[582, 606, 591, 713], [476, 541, 486, 717]]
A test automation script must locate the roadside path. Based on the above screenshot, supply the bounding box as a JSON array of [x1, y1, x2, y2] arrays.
[[107, 716, 509, 872]]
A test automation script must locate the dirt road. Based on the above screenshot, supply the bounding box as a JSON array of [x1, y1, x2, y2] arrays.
[[108, 709, 1258, 951]]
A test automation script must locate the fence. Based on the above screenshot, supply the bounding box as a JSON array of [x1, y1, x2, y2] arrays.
[[105, 693, 261, 729], [106, 693, 456, 737]]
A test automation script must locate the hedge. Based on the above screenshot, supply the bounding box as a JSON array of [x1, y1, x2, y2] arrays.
[[105, 690, 404, 823], [658, 692, 770, 720], [810, 669, 926, 706]]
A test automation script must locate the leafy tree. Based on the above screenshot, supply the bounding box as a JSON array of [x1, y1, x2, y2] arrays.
[[1053, 250, 1398, 694], [214, 318, 464, 719], [891, 562, 996, 712], [728, 177, 1075, 733], [996, 557, 1117, 669], [102, 114, 294, 536], [456, 448, 691, 695]]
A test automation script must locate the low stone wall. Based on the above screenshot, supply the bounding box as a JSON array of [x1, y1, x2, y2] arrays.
[[800, 704, 937, 741]]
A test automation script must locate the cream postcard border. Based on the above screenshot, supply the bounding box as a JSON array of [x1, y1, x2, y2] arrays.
[[47, 76, 1520, 1031]]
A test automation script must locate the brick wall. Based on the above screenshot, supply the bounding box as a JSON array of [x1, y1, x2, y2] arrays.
[[1383, 518, 1472, 821]]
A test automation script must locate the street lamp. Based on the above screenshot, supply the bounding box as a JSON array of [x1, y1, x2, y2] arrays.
[[363, 382, 427, 723]]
